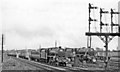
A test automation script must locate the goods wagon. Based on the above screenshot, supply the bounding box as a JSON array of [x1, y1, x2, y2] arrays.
[[40, 48, 48, 63], [29, 50, 40, 61], [18, 50, 30, 59], [7, 50, 17, 57]]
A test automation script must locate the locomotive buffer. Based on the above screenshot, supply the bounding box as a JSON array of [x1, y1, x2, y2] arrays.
[[85, 3, 120, 69]]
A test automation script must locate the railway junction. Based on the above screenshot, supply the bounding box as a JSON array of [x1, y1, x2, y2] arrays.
[[1, 2, 120, 72]]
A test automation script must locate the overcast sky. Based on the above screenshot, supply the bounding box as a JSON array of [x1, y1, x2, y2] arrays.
[[0, 0, 119, 50]]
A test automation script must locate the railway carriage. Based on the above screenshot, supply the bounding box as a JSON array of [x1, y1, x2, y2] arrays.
[[29, 50, 40, 61], [18, 50, 30, 59]]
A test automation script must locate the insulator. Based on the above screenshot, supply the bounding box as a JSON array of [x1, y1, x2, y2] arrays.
[[93, 19, 97, 21], [104, 24, 109, 26], [104, 45, 106, 48], [89, 17, 97, 22], [109, 38, 113, 41], [101, 38, 104, 41], [100, 22, 108, 26], [112, 24, 119, 26]]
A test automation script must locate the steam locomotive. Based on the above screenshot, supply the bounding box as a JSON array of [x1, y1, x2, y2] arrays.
[[7, 46, 98, 67]]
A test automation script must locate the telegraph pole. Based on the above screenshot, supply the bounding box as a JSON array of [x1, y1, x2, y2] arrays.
[[39, 44, 41, 51], [39, 44, 41, 59], [55, 40, 57, 47], [1, 34, 4, 63]]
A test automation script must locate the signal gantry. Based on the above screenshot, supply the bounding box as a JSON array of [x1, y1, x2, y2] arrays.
[[86, 3, 120, 70]]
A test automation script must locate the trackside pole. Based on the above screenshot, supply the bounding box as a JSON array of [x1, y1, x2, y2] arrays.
[[1, 34, 4, 63]]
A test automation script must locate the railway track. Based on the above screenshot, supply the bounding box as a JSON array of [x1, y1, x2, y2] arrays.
[[12, 57, 95, 72], [7, 54, 120, 72], [96, 60, 119, 70], [12, 57, 76, 72]]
